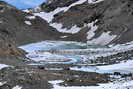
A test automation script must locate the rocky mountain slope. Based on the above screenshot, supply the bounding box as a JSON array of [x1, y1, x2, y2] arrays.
[[0, 1, 71, 46], [32, 0, 133, 45], [0, 0, 72, 64], [0, 0, 133, 89]]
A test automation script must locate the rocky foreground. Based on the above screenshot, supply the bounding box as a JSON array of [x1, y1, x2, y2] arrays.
[[0, 0, 133, 89]]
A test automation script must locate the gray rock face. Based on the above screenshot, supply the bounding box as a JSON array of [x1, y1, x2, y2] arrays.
[[0, 1, 68, 47], [0, 1, 74, 58], [39, 0, 133, 45]]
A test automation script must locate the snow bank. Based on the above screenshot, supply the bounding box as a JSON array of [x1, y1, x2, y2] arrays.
[[12, 86, 22, 89], [0, 64, 9, 70], [71, 60, 133, 74], [50, 23, 82, 34], [24, 21, 32, 25], [49, 80, 133, 89]]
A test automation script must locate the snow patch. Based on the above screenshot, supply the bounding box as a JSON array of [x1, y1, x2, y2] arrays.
[[0, 64, 9, 70], [87, 21, 98, 40], [50, 23, 82, 34], [34, 7, 66, 23], [26, 16, 36, 20], [23, 9, 30, 13], [71, 60, 133, 74], [12, 86, 22, 89], [24, 21, 32, 25], [87, 31, 117, 45], [0, 81, 7, 86], [49, 80, 133, 89], [88, 0, 104, 4], [60, 36, 68, 38]]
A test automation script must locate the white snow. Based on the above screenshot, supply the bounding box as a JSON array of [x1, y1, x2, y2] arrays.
[[26, 16, 36, 20], [88, 0, 104, 4], [0, 64, 9, 70], [0, 81, 6, 86], [24, 21, 32, 25], [49, 80, 133, 89], [12, 86, 22, 89], [87, 21, 98, 40], [86, 20, 116, 45], [50, 23, 82, 34], [23, 9, 30, 13], [71, 60, 133, 74], [34, 7, 66, 23], [60, 36, 68, 38], [87, 31, 117, 45]]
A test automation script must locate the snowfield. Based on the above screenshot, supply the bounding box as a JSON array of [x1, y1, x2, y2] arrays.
[[49, 80, 133, 89], [33, 0, 105, 35]]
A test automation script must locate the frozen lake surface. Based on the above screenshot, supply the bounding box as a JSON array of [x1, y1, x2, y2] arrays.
[[19, 40, 133, 89]]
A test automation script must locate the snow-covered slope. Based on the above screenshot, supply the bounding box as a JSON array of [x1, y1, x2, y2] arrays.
[[28, 0, 133, 45]]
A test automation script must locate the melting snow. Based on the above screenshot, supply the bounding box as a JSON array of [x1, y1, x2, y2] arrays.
[[19, 40, 133, 64]]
